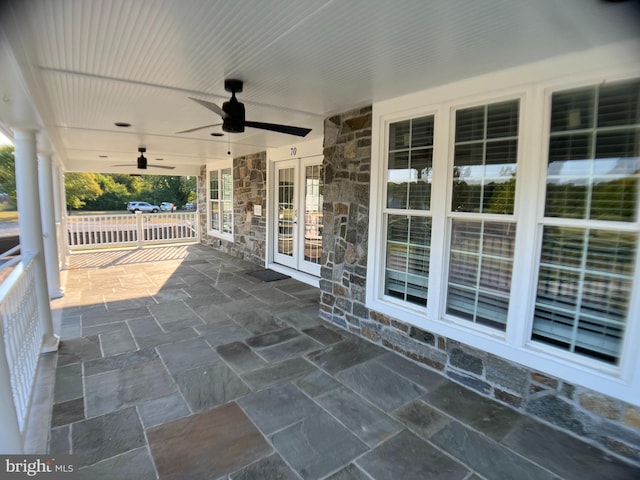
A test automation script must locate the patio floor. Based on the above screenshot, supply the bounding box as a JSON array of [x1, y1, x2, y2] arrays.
[[44, 245, 638, 479]]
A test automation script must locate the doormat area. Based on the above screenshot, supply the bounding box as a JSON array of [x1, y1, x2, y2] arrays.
[[246, 269, 291, 282]]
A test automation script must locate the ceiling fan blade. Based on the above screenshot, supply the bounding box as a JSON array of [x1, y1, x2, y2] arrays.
[[244, 120, 311, 137], [148, 164, 176, 170], [176, 123, 222, 134], [112, 163, 175, 170], [188, 97, 228, 118]]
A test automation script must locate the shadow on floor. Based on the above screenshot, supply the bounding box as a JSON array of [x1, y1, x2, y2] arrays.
[[44, 245, 639, 480]]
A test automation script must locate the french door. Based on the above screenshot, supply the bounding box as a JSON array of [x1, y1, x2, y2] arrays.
[[273, 156, 323, 276]]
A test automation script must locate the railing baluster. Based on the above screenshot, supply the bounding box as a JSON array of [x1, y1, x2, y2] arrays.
[[66, 211, 199, 251], [0, 256, 43, 450]]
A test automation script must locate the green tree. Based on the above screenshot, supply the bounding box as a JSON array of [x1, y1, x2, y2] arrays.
[[141, 175, 196, 207], [0, 144, 16, 205], [65, 172, 102, 210], [85, 174, 130, 210]]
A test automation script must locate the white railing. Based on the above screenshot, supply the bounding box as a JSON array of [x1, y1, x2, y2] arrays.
[[0, 254, 42, 439], [67, 211, 199, 250]]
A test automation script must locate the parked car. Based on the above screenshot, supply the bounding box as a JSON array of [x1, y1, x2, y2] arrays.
[[160, 202, 176, 212], [183, 202, 195, 210], [127, 201, 159, 213]]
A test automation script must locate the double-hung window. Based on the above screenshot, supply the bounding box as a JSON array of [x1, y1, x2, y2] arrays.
[[532, 79, 640, 364], [446, 100, 520, 331], [370, 54, 640, 403], [384, 116, 434, 307], [209, 166, 233, 237]]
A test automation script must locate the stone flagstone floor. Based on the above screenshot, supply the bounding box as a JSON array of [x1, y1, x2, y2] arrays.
[[44, 245, 639, 479]]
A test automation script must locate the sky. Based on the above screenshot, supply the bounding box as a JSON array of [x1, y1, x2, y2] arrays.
[[0, 132, 12, 145]]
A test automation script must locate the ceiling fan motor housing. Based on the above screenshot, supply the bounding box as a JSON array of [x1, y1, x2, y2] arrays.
[[222, 96, 245, 133]]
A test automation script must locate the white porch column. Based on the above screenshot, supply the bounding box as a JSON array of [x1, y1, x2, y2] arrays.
[[54, 166, 70, 266], [38, 152, 63, 298], [13, 128, 60, 353], [51, 162, 65, 267]]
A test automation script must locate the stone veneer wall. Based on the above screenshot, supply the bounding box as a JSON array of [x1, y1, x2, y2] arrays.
[[318, 106, 640, 465], [198, 151, 267, 266]]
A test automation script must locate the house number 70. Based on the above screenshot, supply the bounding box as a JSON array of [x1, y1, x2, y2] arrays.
[[290, 147, 297, 157]]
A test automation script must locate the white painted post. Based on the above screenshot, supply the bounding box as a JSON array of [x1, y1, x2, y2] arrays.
[[136, 211, 143, 248], [51, 162, 68, 268], [13, 129, 59, 353], [38, 153, 63, 298]]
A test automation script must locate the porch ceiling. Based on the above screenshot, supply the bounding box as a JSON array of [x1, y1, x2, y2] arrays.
[[0, 0, 638, 176]]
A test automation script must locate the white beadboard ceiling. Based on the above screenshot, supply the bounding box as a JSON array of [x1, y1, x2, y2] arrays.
[[0, 0, 638, 175]]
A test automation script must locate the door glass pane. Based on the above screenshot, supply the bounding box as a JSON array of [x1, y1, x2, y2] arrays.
[[278, 168, 295, 256], [304, 164, 323, 264]]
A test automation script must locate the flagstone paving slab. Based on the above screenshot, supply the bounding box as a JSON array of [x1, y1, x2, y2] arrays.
[[173, 361, 250, 412], [430, 421, 556, 480], [156, 337, 220, 374], [77, 447, 157, 480], [240, 357, 317, 391], [54, 363, 83, 403], [229, 453, 298, 480], [126, 316, 163, 338], [134, 326, 199, 350], [49, 425, 70, 455], [57, 336, 101, 367], [275, 308, 322, 330], [72, 407, 146, 468], [503, 418, 640, 480], [231, 309, 288, 335], [258, 335, 324, 363], [99, 328, 137, 356], [51, 397, 85, 428], [357, 430, 469, 480], [336, 360, 425, 412], [272, 411, 368, 480], [392, 399, 451, 440], [375, 351, 447, 391], [84, 359, 177, 417], [325, 464, 371, 480], [246, 326, 300, 348], [238, 382, 323, 435], [194, 319, 252, 346], [83, 347, 157, 376], [303, 325, 344, 345], [307, 337, 386, 375], [294, 369, 341, 398], [216, 341, 268, 373], [424, 381, 525, 441], [316, 386, 403, 447], [147, 402, 271, 480], [137, 392, 191, 429]]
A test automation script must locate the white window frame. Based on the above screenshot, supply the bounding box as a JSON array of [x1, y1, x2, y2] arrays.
[[207, 161, 233, 240], [367, 41, 640, 406], [441, 95, 525, 339]]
